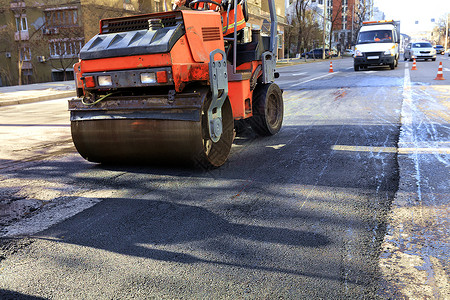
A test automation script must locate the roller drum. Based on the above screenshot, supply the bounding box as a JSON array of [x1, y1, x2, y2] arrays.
[[69, 93, 234, 168]]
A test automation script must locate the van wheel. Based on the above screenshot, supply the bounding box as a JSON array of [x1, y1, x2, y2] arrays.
[[432, 58, 436, 61], [354, 64, 359, 71]]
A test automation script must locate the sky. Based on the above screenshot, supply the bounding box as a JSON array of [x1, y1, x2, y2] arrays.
[[373, 0, 450, 34]]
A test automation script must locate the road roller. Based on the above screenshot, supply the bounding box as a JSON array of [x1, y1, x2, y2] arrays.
[[68, 0, 283, 168]]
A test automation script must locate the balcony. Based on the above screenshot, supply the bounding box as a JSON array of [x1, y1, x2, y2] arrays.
[[14, 30, 29, 41], [10, 1, 25, 9]]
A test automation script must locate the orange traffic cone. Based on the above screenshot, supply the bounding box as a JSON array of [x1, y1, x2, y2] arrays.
[[411, 58, 417, 70], [434, 62, 445, 80], [329, 61, 334, 73]]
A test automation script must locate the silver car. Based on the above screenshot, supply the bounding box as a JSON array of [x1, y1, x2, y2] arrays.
[[404, 41, 436, 61]]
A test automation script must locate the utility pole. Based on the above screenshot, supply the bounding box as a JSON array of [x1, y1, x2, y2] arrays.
[[322, 0, 327, 59], [351, 1, 355, 46], [445, 13, 449, 53]]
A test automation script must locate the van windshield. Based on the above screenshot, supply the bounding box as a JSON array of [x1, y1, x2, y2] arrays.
[[357, 30, 393, 44]]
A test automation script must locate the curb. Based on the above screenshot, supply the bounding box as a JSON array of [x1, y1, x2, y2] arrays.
[[0, 91, 76, 107]]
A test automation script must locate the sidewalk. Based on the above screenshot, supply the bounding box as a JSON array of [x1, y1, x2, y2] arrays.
[[0, 81, 76, 107]]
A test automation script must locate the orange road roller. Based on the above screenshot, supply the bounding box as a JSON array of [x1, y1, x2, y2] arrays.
[[69, 0, 283, 168]]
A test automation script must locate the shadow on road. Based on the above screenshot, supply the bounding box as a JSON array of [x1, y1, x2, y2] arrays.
[[0, 122, 400, 296]]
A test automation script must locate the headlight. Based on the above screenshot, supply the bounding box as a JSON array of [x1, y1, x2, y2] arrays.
[[354, 50, 363, 57], [98, 75, 112, 87], [384, 46, 395, 56], [140, 73, 156, 84]]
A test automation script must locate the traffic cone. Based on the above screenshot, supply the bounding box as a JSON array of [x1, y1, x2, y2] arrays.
[[329, 61, 334, 73], [411, 58, 417, 70], [434, 62, 445, 80]]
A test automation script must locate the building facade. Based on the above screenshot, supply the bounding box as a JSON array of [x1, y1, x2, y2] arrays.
[[328, 0, 374, 52], [329, 0, 358, 52], [247, 0, 286, 59], [0, 0, 285, 86]]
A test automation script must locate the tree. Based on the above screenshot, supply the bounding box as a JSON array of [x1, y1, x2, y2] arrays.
[[286, 0, 324, 55], [293, 0, 311, 54], [41, 6, 85, 81], [328, 0, 344, 52], [1, 1, 49, 85], [431, 14, 449, 48], [0, 23, 14, 85], [353, 0, 371, 43]]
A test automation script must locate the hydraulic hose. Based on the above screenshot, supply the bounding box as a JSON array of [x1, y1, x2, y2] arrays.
[[81, 92, 116, 106]]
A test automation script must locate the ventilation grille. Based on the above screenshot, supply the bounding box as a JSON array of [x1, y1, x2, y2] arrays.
[[202, 27, 221, 41], [103, 19, 149, 33], [101, 13, 182, 34], [365, 52, 382, 57]]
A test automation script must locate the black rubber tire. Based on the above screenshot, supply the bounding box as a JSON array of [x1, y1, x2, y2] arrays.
[[432, 58, 436, 61], [240, 0, 249, 21], [196, 96, 234, 168], [390, 63, 395, 70], [249, 83, 283, 136], [234, 119, 248, 136], [354, 64, 359, 71], [189, 0, 221, 10]]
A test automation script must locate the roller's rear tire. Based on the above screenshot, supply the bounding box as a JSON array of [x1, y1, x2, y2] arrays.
[[249, 83, 283, 136]]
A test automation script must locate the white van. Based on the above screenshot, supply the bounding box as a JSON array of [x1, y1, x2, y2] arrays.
[[353, 20, 400, 71]]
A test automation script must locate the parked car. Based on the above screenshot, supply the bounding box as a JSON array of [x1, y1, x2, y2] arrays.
[[404, 41, 436, 61], [305, 48, 331, 59], [343, 49, 354, 57], [434, 45, 445, 55]]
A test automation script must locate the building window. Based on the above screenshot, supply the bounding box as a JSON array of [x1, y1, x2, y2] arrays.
[[15, 16, 28, 32], [49, 38, 84, 58], [45, 8, 78, 27], [20, 47, 31, 61], [154, 0, 161, 12]]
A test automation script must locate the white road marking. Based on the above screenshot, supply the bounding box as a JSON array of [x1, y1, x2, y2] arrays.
[[401, 64, 423, 201], [292, 72, 306, 76], [291, 72, 338, 87]]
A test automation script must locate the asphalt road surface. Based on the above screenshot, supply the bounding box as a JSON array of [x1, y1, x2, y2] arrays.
[[0, 56, 448, 299]]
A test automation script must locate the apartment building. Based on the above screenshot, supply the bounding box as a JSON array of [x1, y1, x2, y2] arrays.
[[330, 0, 373, 51], [0, 0, 285, 86]]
